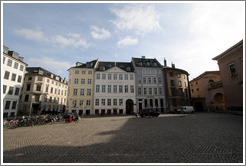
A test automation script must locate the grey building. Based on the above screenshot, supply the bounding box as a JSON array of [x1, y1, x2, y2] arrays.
[[132, 56, 167, 113]]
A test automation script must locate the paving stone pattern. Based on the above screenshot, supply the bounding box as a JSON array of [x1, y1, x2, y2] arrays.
[[3, 113, 243, 163]]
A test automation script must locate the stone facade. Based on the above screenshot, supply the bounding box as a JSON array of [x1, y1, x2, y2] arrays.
[[18, 67, 68, 116], [132, 56, 167, 113], [3, 46, 27, 118], [213, 40, 243, 111]]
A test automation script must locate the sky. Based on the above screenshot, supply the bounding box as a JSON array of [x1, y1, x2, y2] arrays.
[[2, 1, 245, 80]]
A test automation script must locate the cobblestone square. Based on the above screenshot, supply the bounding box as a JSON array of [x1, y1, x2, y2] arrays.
[[3, 112, 243, 163]]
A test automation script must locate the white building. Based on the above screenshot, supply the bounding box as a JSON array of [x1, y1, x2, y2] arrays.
[[94, 62, 136, 115], [2, 45, 28, 118]]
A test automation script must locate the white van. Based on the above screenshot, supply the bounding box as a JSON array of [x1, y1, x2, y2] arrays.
[[177, 106, 195, 114]]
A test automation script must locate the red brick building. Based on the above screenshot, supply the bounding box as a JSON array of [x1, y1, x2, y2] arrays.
[[213, 40, 243, 111]]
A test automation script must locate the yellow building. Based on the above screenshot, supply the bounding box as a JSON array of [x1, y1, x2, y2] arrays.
[[67, 60, 99, 115]]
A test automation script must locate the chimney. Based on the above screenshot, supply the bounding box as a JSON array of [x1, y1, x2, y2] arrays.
[[164, 58, 167, 67], [142, 56, 145, 59], [171, 62, 175, 68]]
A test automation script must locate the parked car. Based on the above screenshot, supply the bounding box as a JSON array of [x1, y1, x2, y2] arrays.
[[177, 106, 195, 114], [139, 108, 160, 117]]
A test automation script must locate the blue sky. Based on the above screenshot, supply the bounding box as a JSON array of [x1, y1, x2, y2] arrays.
[[2, 2, 245, 80]]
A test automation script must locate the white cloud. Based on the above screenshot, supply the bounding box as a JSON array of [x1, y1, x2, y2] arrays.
[[169, 2, 244, 80], [28, 57, 73, 75], [14, 28, 48, 42], [117, 36, 138, 46], [14, 28, 90, 48], [111, 4, 161, 36], [91, 26, 111, 40]]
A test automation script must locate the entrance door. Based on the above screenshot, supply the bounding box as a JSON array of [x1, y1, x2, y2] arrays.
[[126, 99, 134, 114]]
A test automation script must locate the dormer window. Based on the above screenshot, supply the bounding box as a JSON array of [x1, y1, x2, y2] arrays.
[[153, 62, 157, 66], [126, 67, 131, 72]]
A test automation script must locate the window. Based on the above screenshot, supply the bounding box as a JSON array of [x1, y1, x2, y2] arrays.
[[35, 95, 40, 102], [177, 74, 181, 78], [113, 85, 117, 93], [96, 85, 100, 93], [171, 80, 175, 86], [7, 59, 12, 67], [155, 99, 158, 107], [87, 89, 91, 96], [86, 100, 91, 106], [3, 56, 5, 64], [102, 85, 106, 93], [149, 88, 152, 95], [143, 77, 147, 84], [52, 81, 54, 84], [179, 81, 182, 87], [113, 99, 117, 106], [130, 74, 134, 80], [114, 74, 117, 80], [45, 85, 49, 92], [138, 87, 142, 95], [171, 88, 176, 96], [73, 100, 77, 107], [88, 71, 92, 75], [82, 71, 86, 74], [153, 78, 157, 84], [15, 87, 20, 96], [47, 79, 49, 83], [5, 101, 11, 109], [4, 71, 10, 80], [74, 78, 78, 84], [38, 77, 43, 81], [88, 79, 92, 84], [197, 88, 199, 91], [119, 85, 123, 93], [102, 74, 106, 80], [50, 87, 53, 93], [125, 85, 128, 93], [229, 63, 236, 76], [119, 99, 123, 106], [95, 99, 99, 106], [8, 86, 14, 95], [159, 88, 163, 95], [3, 85, 7, 94], [54, 88, 57, 94], [107, 99, 111, 106], [125, 74, 128, 80], [50, 97, 52, 102], [11, 73, 16, 81], [158, 77, 162, 84], [144, 88, 147, 95], [25, 95, 29, 102], [108, 74, 112, 80], [14, 62, 19, 69], [36, 84, 41, 91], [28, 77, 32, 81], [96, 74, 100, 79], [130, 85, 134, 93], [138, 79, 142, 84], [81, 79, 85, 84], [102, 99, 105, 106], [58, 89, 60, 95], [179, 88, 184, 96], [75, 70, 79, 74], [80, 100, 84, 107], [169, 72, 173, 77], [119, 74, 123, 80], [191, 89, 194, 93], [20, 65, 24, 71], [108, 85, 111, 93], [148, 77, 152, 84], [17, 76, 22, 83], [73, 89, 78, 95], [26, 84, 31, 91], [154, 88, 157, 95], [183, 75, 186, 79]]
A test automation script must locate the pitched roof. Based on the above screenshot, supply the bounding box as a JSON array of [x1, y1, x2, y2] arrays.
[[163, 66, 189, 75], [213, 40, 243, 60], [190, 71, 220, 82], [132, 57, 162, 68], [96, 61, 134, 72], [70, 59, 98, 69]]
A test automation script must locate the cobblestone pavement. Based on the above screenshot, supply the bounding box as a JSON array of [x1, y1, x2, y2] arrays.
[[3, 112, 243, 164]]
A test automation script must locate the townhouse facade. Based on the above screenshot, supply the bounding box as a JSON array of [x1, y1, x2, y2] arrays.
[[67, 60, 99, 115], [3, 45, 28, 118], [212, 40, 243, 111], [132, 56, 167, 113], [163, 60, 191, 112], [94, 62, 136, 115], [18, 67, 68, 116], [190, 71, 226, 111]]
